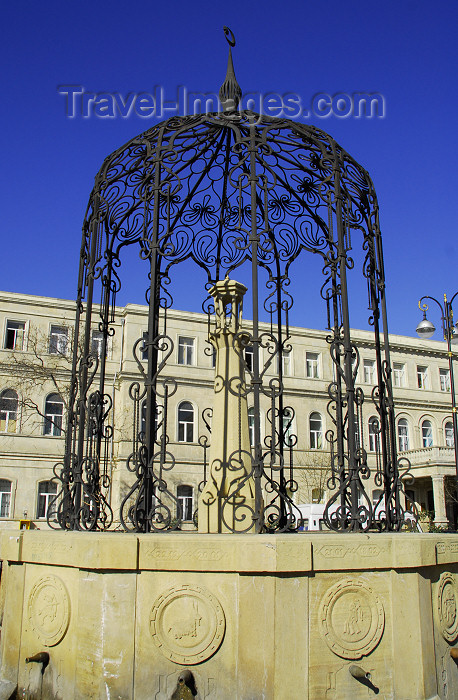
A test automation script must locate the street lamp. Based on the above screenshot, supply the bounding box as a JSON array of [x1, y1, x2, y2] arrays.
[[416, 293, 458, 480]]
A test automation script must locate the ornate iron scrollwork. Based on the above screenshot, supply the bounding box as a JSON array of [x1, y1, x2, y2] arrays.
[[55, 41, 405, 532]]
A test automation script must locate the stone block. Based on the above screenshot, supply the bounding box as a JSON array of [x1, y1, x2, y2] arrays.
[[134, 569, 236, 699], [20, 530, 138, 570], [0, 531, 455, 698], [74, 570, 136, 699], [308, 571, 393, 699], [17, 563, 78, 700], [0, 679, 17, 700]]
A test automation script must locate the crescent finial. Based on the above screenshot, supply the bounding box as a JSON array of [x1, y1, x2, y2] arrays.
[[219, 26, 241, 111], [223, 26, 236, 48]]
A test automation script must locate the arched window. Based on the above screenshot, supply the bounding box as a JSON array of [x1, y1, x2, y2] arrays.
[[309, 412, 323, 449], [397, 418, 409, 452], [37, 480, 57, 519], [445, 421, 454, 447], [177, 401, 194, 442], [248, 407, 255, 447], [0, 389, 18, 433], [44, 394, 64, 436], [177, 485, 193, 521], [421, 419, 433, 447], [368, 417, 380, 452], [0, 480, 12, 518]]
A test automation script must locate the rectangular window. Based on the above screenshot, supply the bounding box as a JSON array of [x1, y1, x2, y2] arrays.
[[417, 365, 429, 389], [282, 352, 291, 376], [0, 481, 12, 518], [398, 421, 409, 451], [49, 325, 68, 354], [445, 424, 455, 447], [422, 421, 433, 447], [368, 418, 380, 452], [91, 330, 104, 358], [363, 359, 375, 384], [244, 346, 254, 372], [37, 481, 57, 519], [4, 321, 25, 350], [306, 352, 319, 379], [178, 336, 194, 365], [0, 391, 18, 433], [393, 362, 405, 388], [309, 414, 323, 449], [368, 430, 378, 453], [177, 485, 193, 521], [440, 368, 451, 392], [277, 351, 291, 376]]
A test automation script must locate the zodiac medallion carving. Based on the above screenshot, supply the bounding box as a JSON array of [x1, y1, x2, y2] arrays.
[[28, 575, 70, 646], [150, 584, 225, 664], [319, 578, 385, 659]]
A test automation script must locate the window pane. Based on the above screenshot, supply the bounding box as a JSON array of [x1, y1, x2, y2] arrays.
[[363, 359, 375, 384], [398, 419, 409, 451], [37, 481, 57, 519], [5, 321, 25, 350], [280, 352, 291, 376], [49, 326, 68, 354], [440, 369, 450, 392], [282, 408, 294, 446], [44, 394, 64, 436], [368, 417, 379, 452], [91, 330, 104, 358], [178, 402, 194, 442], [306, 353, 319, 378], [417, 366, 428, 389], [0, 390, 18, 433], [445, 422, 454, 447], [248, 407, 255, 446], [177, 485, 193, 521], [244, 346, 254, 372], [421, 420, 433, 447], [393, 363, 405, 387], [310, 412, 322, 449], [0, 480, 12, 518], [178, 337, 194, 365]]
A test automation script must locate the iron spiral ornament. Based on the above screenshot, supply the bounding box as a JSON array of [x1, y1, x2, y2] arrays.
[[52, 30, 408, 533]]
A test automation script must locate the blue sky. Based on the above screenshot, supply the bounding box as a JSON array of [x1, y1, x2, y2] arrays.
[[2, 0, 457, 338]]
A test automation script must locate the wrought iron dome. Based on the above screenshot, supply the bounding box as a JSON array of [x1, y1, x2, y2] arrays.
[[53, 28, 411, 534]]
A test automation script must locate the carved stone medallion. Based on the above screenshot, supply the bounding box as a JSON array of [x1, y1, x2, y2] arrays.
[[437, 573, 458, 643], [150, 584, 225, 665], [28, 575, 70, 646], [319, 578, 385, 659]]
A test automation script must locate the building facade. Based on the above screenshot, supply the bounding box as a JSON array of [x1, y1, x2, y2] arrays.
[[0, 290, 456, 530]]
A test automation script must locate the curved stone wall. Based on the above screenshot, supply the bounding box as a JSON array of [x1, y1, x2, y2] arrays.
[[0, 531, 456, 699]]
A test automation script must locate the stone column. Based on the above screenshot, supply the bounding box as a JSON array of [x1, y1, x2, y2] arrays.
[[432, 474, 449, 527], [198, 278, 257, 533]]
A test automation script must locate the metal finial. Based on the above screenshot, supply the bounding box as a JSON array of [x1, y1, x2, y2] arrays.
[[219, 26, 242, 111], [223, 26, 236, 47]]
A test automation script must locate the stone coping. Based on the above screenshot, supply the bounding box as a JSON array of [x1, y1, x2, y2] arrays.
[[1, 530, 457, 572]]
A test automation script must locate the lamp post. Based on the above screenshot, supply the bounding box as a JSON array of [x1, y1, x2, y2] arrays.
[[416, 293, 458, 480]]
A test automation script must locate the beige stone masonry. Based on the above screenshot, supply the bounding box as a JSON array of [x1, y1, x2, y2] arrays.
[[0, 530, 457, 699]]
